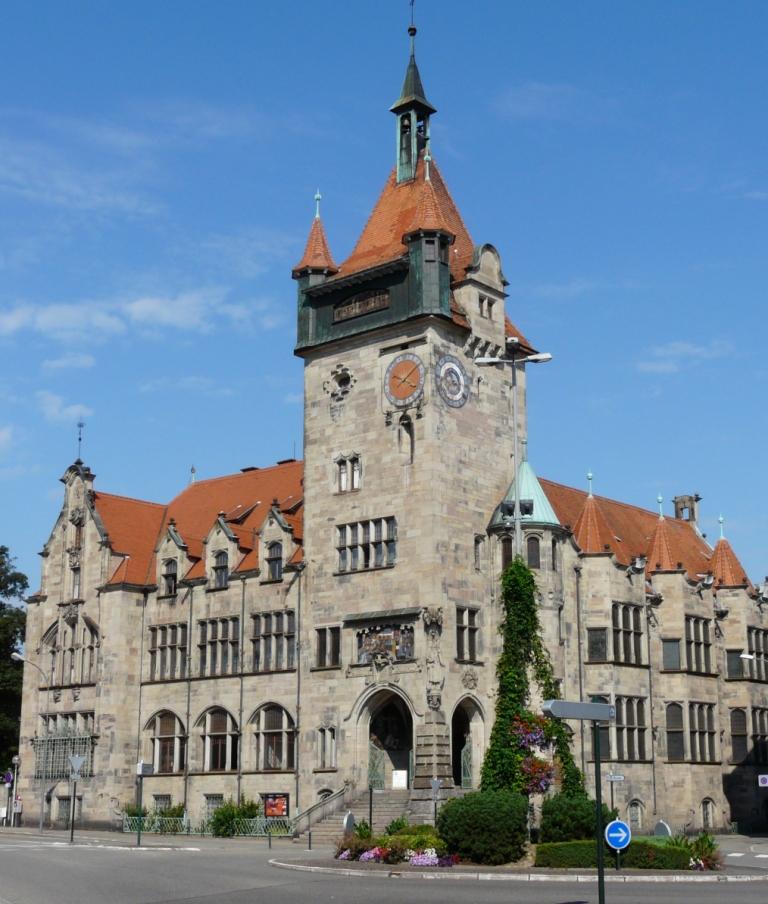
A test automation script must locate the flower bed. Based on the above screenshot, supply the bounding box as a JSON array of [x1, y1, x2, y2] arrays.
[[336, 841, 459, 868]]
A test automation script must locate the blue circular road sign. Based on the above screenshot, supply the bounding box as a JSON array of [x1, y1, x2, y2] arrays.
[[604, 819, 631, 851]]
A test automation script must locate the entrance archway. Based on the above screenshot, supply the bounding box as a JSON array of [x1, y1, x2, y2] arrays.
[[366, 691, 413, 789], [451, 697, 484, 789]]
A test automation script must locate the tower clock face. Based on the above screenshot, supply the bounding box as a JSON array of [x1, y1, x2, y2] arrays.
[[384, 353, 425, 407], [435, 354, 470, 408]]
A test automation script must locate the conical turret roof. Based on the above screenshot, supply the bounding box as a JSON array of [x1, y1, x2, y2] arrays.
[[572, 494, 615, 555], [710, 537, 750, 588], [647, 515, 680, 572], [390, 30, 436, 116], [490, 459, 560, 530], [293, 215, 337, 275]]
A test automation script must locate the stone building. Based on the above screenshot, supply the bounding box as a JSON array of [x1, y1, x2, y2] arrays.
[[16, 32, 768, 833]]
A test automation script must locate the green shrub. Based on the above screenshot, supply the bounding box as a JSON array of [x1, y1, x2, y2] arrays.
[[437, 790, 528, 865], [354, 819, 372, 839], [210, 800, 240, 837], [539, 793, 617, 842], [394, 823, 433, 837], [535, 839, 691, 870], [237, 797, 262, 819], [123, 803, 148, 817], [156, 802, 185, 818], [334, 833, 373, 860], [385, 816, 409, 835]]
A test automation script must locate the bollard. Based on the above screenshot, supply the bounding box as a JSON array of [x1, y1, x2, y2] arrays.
[[308, 830, 312, 850], [267, 828, 272, 849]]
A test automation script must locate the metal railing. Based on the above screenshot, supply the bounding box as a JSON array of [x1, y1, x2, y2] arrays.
[[121, 814, 294, 836], [292, 783, 351, 837]]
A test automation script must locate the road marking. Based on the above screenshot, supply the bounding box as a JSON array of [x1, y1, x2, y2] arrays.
[[755, 854, 768, 859], [728, 852, 745, 857]]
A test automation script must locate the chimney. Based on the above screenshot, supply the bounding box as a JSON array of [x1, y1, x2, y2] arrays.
[[672, 494, 701, 525]]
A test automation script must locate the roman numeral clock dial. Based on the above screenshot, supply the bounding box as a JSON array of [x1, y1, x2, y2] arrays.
[[435, 354, 469, 408], [384, 353, 426, 407]]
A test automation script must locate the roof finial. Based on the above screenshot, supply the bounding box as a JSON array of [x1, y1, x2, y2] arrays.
[[409, 0, 416, 51], [657, 494, 664, 519], [424, 148, 432, 181], [314, 188, 322, 219], [587, 470, 593, 497], [521, 438, 528, 462], [718, 514, 725, 539], [76, 419, 85, 460], [190, 464, 196, 484]]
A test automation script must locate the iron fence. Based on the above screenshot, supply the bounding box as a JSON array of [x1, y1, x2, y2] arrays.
[[121, 815, 294, 836]]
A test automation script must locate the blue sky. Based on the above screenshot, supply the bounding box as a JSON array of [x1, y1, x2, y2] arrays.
[[1, 1, 766, 588]]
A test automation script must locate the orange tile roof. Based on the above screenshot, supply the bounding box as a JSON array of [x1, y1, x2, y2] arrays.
[[710, 538, 751, 588], [505, 316, 537, 355], [646, 517, 679, 572], [92, 493, 166, 586], [540, 478, 714, 577], [572, 494, 614, 555], [334, 154, 474, 283], [293, 216, 338, 274], [94, 460, 304, 587]]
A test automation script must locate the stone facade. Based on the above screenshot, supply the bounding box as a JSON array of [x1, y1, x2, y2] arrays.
[[15, 36, 768, 835]]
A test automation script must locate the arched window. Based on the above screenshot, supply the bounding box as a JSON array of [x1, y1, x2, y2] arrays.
[[213, 551, 228, 589], [150, 711, 186, 774], [80, 620, 98, 684], [163, 560, 178, 596], [199, 708, 238, 771], [41, 621, 59, 686], [666, 703, 685, 761], [318, 726, 336, 769], [398, 414, 414, 464], [501, 536, 513, 571], [551, 537, 558, 572], [251, 705, 295, 771], [628, 799, 644, 831], [701, 797, 715, 830], [526, 535, 541, 569], [730, 709, 748, 763], [266, 543, 283, 582]]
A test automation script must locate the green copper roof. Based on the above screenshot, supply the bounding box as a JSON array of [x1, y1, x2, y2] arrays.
[[390, 50, 436, 115], [490, 460, 561, 530]]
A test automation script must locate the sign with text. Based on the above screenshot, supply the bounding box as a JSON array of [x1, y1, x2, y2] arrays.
[[333, 290, 389, 323]]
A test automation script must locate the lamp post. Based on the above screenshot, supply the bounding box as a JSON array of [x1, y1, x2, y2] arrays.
[[11, 652, 52, 833], [477, 341, 553, 557]]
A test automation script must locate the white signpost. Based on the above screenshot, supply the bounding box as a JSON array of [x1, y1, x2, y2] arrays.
[[67, 755, 87, 843]]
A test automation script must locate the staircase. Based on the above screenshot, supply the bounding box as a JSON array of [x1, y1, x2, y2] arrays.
[[298, 789, 411, 846]]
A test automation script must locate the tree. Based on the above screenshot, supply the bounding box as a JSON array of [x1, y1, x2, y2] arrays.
[[481, 557, 583, 796], [0, 546, 28, 766]]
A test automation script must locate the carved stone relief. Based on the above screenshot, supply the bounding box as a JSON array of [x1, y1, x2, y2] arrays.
[[423, 607, 445, 711]]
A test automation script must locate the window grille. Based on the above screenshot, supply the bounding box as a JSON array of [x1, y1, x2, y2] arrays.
[[33, 716, 94, 780]]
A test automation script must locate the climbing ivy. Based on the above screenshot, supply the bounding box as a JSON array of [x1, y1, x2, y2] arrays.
[[480, 557, 584, 797]]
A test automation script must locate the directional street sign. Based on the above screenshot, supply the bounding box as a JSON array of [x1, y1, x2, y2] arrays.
[[3, 772, 12, 784], [606, 774, 625, 782], [542, 700, 616, 722], [604, 819, 632, 851], [758, 774, 768, 788]]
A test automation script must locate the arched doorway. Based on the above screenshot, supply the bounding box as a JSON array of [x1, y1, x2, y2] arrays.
[[366, 691, 413, 789], [451, 697, 484, 789]]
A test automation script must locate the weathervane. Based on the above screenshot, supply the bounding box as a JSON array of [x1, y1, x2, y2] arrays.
[[77, 420, 85, 460]]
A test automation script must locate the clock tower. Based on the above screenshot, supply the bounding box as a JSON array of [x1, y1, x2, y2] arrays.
[[293, 28, 536, 806]]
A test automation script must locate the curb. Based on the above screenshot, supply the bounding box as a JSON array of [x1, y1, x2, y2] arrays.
[[268, 858, 768, 883]]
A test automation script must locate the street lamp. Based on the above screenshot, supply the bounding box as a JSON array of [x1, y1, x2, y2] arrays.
[[476, 340, 553, 557], [11, 652, 52, 833]]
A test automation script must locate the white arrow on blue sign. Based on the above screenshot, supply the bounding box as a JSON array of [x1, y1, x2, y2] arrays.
[[604, 819, 632, 851]]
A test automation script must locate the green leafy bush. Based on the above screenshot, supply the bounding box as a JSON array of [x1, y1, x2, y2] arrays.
[[385, 816, 408, 835], [664, 832, 721, 870], [334, 833, 374, 860], [209, 798, 263, 837], [156, 802, 185, 818], [123, 803, 148, 817], [237, 797, 261, 819], [535, 839, 691, 870], [540, 793, 617, 842], [437, 790, 528, 865], [354, 819, 372, 839]]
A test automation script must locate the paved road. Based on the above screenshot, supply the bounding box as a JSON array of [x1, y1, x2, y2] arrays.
[[0, 829, 766, 904]]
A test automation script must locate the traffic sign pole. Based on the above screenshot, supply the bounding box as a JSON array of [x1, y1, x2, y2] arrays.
[[593, 721, 606, 904], [69, 780, 77, 844]]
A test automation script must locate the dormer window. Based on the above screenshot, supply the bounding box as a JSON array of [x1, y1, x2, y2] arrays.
[[213, 551, 229, 590], [163, 560, 178, 597], [266, 542, 283, 582]]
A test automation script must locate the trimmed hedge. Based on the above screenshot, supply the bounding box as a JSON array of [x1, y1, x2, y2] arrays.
[[535, 839, 691, 871], [437, 790, 528, 865], [540, 793, 617, 843]]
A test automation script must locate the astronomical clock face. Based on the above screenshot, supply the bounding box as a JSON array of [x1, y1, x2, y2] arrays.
[[435, 354, 470, 408], [384, 353, 426, 407]]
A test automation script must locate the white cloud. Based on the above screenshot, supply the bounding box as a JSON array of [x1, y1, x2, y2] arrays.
[[637, 340, 733, 374], [123, 289, 249, 334], [139, 375, 235, 397], [36, 390, 93, 423], [42, 353, 96, 370]]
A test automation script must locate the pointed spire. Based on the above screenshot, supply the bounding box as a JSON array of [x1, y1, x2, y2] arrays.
[[573, 493, 614, 555], [711, 532, 750, 588], [391, 26, 436, 116], [647, 515, 678, 572], [292, 192, 338, 275]]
